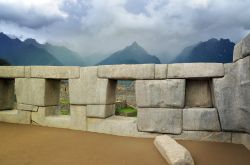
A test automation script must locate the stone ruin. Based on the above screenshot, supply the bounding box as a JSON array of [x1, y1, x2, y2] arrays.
[[0, 34, 249, 149]]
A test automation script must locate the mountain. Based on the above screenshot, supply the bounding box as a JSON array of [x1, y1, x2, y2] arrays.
[[0, 58, 10, 66], [172, 38, 235, 63], [98, 42, 161, 65], [24, 39, 85, 66], [0, 33, 62, 65]]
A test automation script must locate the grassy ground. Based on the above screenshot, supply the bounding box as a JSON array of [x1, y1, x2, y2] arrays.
[[115, 107, 137, 117]]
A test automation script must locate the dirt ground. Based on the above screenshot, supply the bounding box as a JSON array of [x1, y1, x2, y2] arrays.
[[0, 122, 249, 165]]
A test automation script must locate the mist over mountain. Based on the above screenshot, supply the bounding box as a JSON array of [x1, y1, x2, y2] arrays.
[[172, 38, 235, 63], [0, 32, 85, 66], [98, 42, 161, 65], [24, 39, 85, 66]]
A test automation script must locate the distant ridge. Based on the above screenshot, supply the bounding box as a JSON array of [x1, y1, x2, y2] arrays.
[[98, 42, 161, 65], [172, 38, 235, 63]]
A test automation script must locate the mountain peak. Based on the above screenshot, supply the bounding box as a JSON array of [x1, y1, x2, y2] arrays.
[[24, 38, 38, 45]]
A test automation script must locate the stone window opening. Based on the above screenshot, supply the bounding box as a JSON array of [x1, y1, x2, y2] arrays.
[[115, 80, 137, 117], [55, 79, 70, 116], [185, 79, 214, 108], [0, 78, 15, 111]]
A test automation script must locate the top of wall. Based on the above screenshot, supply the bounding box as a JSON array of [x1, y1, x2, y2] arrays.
[[0, 63, 225, 79]]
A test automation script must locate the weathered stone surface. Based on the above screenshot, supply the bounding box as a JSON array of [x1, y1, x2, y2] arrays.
[[0, 79, 15, 110], [31, 66, 80, 79], [168, 63, 224, 78], [232, 133, 250, 150], [32, 106, 87, 130], [213, 57, 250, 133], [32, 106, 71, 129], [154, 135, 194, 165], [136, 79, 185, 108], [242, 33, 250, 58], [87, 116, 159, 138], [0, 66, 24, 78], [185, 80, 213, 108], [70, 105, 87, 131], [98, 64, 155, 79], [87, 104, 115, 118], [24, 66, 31, 78], [137, 108, 183, 134], [69, 67, 116, 105], [183, 108, 221, 131], [172, 131, 232, 143], [233, 40, 243, 62], [16, 104, 38, 112], [0, 110, 31, 124], [155, 64, 167, 79], [15, 78, 60, 106]]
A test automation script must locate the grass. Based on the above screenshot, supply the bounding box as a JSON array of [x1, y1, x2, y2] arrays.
[[60, 109, 70, 115], [60, 98, 70, 105], [115, 107, 137, 117]]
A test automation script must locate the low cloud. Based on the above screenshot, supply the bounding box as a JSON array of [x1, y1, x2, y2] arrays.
[[0, 0, 250, 57]]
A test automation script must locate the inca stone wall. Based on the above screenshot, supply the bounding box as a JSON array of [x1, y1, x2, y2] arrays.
[[0, 34, 250, 149]]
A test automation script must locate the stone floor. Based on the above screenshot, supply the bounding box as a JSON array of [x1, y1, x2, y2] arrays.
[[0, 122, 249, 165]]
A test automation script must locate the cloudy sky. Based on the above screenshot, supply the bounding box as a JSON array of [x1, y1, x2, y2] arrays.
[[0, 0, 249, 57]]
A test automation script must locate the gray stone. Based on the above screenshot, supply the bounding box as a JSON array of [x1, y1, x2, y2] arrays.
[[232, 133, 250, 150], [168, 63, 224, 78], [87, 116, 159, 138], [233, 40, 243, 62], [185, 80, 213, 108], [70, 105, 87, 131], [183, 108, 221, 131], [137, 108, 183, 134], [0, 79, 15, 110], [242, 33, 250, 58], [24, 66, 31, 78], [172, 131, 232, 143], [98, 64, 155, 79], [154, 135, 194, 165], [0, 66, 25, 78], [136, 79, 185, 108], [87, 104, 115, 118], [213, 57, 250, 133], [31, 66, 80, 79], [16, 104, 38, 112], [15, 78, 60, 106], [0, 110, 31, 124], [155, 64, 167, 79], [69, 67, 116, 105]]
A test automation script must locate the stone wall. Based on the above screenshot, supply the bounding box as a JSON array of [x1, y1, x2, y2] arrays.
[[0, 34, 250, 149]]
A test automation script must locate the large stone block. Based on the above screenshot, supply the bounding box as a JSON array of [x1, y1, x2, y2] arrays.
[[137, 108, 183, 134], [183, 108, 221, 131], [0, 79, 15, 110], [136, 79, 185, 108], [15, 78, 60, 106], [233, 40, 243, 62], [242, 33, 250, 58], [87, 116, 159, 138], [155, 64, 167, 79], [16, 104, 38, 112], [154, 135, 194, 165], [172, 131, 232, 143], [31, 106, 71, 129], [69, 67, 116, 105], [232, 133, 250, 150], [168, 63, 224, 78], [98, 64, 155, 79], [87, 104, 115, 118], [0, 66, 24, 78], [0, 110, 31, 124], [213, 56, 250, 133], [30, 66, 80, 79], [70, 105, 87, 131], [185, 80, 213, 108]]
